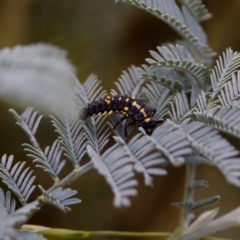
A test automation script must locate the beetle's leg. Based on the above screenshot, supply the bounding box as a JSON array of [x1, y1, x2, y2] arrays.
[[113, 116, 127, 129], [124, 121, 135, 137]]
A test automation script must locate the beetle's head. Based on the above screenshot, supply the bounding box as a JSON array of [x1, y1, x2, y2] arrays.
[[140, 118, 164, 134]]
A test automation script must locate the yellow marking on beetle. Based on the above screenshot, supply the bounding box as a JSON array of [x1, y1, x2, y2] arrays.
[[106, 96, 111, 99], [108, 110, 113, 115], [126, 98, 129, 102], [102, 111, 107, 115], [140, 109, 147, 118], [144, 118, 151, 123], [131, 96, 136, 99], [124, 107, 129, 111], [97, 112, 102, 116], [105, 100, 111, 105], [132, 101, 141, 110]]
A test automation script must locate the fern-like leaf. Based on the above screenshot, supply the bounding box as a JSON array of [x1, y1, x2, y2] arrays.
[[217, 71, 240, 107], [124, 133, 168, 186], [84, 115, 111, 153], [111, 65, 144, 96], [211, 48, 240, 100], [141, 120, 192, 166], [180, 119, 240, 187], [117, 0, 215, 59], [87, 138, 138, 207], [23, 140, 66, 182], [177, 0, 212, 22], [144, 44, 210, 88], [38, 186, 81, 213], [0, 155, 36, 205], [194, 107, 240, 139], [9, 108, 43, 148], [51, 110, 87, 167]]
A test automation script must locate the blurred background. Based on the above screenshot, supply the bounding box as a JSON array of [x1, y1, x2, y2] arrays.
[[0, 0, 240, 239]]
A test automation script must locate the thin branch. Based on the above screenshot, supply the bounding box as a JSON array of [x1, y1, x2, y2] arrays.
[[22, 225, 232, 240], [179, 163, 196, 231]]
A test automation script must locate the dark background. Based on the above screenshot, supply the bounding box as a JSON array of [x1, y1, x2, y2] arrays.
[[0, 0, 240, 239]]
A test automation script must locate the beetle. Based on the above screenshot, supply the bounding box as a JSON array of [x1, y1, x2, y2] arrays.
[[82, 95, 164, 136]]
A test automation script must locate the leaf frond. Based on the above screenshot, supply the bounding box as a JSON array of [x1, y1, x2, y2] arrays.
[[51, 110, 87, 167], [87, 138, 138, 207], [194, 106, 240, 139], [125, 133, 168, 186], [0, 155, 36, 205], [116, 0, 215, 59], [23, 140, 66, 182], [180, 120, 240, 187], [111, 65, 144, 96], [84, 116, 111, 153], [9, 108, 43, 147], [38, 186, 81, 213], [211, 48, 240, 99], [140, 120, 192, 166], [217, 71, 240, 107], [144, 44, 210, 88]]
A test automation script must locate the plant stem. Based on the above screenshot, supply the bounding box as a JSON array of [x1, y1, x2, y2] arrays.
[[179, 163, 196, 231], [22, 225, 233, 240]]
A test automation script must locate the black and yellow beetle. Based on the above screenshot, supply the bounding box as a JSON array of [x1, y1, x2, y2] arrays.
[[82, 95, 164, 136]]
